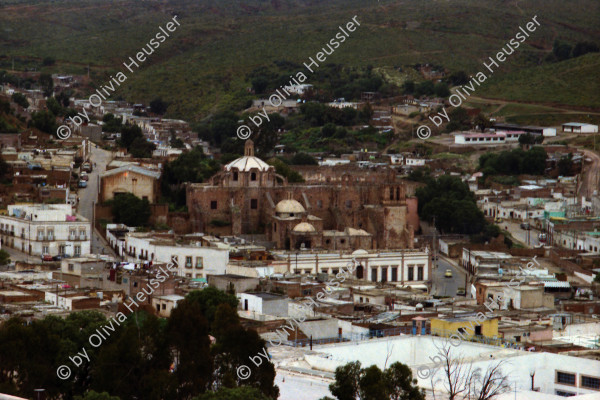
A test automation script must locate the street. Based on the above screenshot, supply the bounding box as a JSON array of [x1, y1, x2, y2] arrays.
[[431, 255, 467, 297], [501, 220, 541, 248], [77, 143, 114, 255]]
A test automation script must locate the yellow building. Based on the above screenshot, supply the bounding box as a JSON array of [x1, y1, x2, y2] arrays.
[[430, 315, 498, 339]]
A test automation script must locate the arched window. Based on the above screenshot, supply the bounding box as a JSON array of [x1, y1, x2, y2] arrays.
[[251, 172, 257, 181]]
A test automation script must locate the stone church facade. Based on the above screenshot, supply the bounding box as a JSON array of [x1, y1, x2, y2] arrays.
[[186, 140, 416, 250]]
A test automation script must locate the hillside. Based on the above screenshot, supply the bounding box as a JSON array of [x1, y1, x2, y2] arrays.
[[1, 0, 599, 120]]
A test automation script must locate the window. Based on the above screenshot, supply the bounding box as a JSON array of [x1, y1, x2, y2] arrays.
[[274, 223, 277, 232], [408, 266, 414, 281], [381, 267, 387, 283], [70, 229, 76, 239], [37, 229, 45, 241], [74, 245, 81, 256], [359, 297, 363, 303], [42, 245, 49, 254], [418, 265, 424, 280], [251, 199, 258, 209], [345, 200, 352, 208], [185, 273, 192, 278], [233, 172, 238, 181], [68, 264, 74, 272], [46, 228, 54, 240], [317, 200, 323, 209], [581, 375, 600, 390], [196, 257, 203, 269], [557, 371, 576, 386], [156, 304, 160, 312], [371, 268, 377, 281], [162, 304, 166, 310], [79, 228, 86, 240], [391, 267, 398, 282], [185, 256, 192, 268], [251, 172, 257, 181]]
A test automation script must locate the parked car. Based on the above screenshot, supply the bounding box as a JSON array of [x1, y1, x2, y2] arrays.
[[80, 173, 89, 181], [52, 255, 62, 261], [456, 287, 466, 296], [494, 217, 503, 223], [82, 162, 92, 172], [444, 269, 453, 278], [41, 254, 53, 262], [78, 180, 87, 188], [520, 223, 530, 230]]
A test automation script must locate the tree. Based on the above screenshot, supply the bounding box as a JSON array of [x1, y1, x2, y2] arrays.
[[184, 287, 238, 331], [74, 391, 120, 400], [29, 110, 57, 134], [150, 97, 168, 115], [251, 76, 269, 94], [170, 133, 185, 148], [167, 299, 214, 399], [193, 387, 271, 400], [0, 249, 11, 266], [129, 136, 156, 158], [558, 153, 574, 176], [553, 40, 572, 61], [472, 113, 492, 132], [290, 152, 318, 165], [430, 341, 510, 400], [109, 193, 151, 227], [102, 113, 123, 133], [359, 365, 388, 400], [119, 124, 144, 149], [42, 57, 56, 66], [384, 362, 425, 400], [572, 41, 599, 58], [447, 71, 469, 86], [267, 158, 304, 183], [39, 73, 54, 97], [594, 272, 600, 283], [329, 361, 362, 400], [11, 93, 29, 109], [403, 80, 415, 94], [433, 82, 450, 98]]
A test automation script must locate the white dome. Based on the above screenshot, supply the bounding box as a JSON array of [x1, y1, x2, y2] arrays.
[[224, 156, 271, 172], [275, 199, 305, 214], [293, 222, 316, 233]]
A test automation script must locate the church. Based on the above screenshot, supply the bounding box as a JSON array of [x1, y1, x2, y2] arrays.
[[186, 140, 417, 250]]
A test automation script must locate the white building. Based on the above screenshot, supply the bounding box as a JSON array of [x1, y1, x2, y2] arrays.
[[0, 204, 90, 257], [454, 131, 526, 145], [240, 292, 289, 317], [562, 122, 598, 133], [120, 231, 229, 279], [283, 84, 313, 95], [270, 249, 431, 286], [302, 335, 600, 399]]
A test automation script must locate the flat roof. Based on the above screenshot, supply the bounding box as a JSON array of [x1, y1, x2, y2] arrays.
[[246, 292, 286, 300]]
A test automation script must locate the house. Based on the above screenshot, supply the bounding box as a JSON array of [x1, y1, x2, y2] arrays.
[[240, 292, 289, 317], [152, 294, 185, 317], [561, 122, 598, 133], [430, 315, 499, 338], [207, 274, 259, 294], [0, 204, 90, 257], [100, 165, 161, 203], [120, 231, 229, 280]]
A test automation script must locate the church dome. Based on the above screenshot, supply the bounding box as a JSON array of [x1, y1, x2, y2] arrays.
[[224, 156, 271, 172], [352, 249, 369, 256], [276, 199, 305, 214], [292, 222, 316, 233], [224, 139, 271, 172]]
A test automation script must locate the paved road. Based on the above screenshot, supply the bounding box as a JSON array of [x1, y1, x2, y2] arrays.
[[578, 149, 600, 198], [502, 220, 540, 248], [431, 255, 467, 297], [77, 144, 114, 255]]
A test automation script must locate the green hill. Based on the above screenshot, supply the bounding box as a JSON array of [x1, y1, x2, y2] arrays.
[[476, 53, 600, 109], [1, 0, 599, 120]]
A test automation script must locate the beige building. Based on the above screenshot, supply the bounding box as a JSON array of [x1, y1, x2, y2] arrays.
[[100, 165, 161, 203]]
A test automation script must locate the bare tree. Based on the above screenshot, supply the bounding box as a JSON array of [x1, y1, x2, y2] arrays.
[[429, 339, 511, 400], [470, 361, 511, 400]]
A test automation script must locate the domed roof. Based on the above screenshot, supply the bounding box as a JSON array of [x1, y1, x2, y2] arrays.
[[224, 156, 271, 172], [352, 249, 369, 256], [292, 222, 316, 233], [275, 199, 305, 214]]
